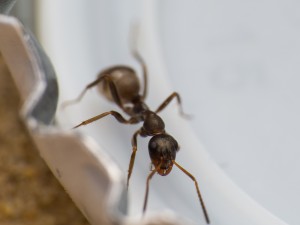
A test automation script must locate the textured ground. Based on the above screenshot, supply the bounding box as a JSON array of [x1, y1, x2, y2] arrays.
[[0, 54, 89, 225]]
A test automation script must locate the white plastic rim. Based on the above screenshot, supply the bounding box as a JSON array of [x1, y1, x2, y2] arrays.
[[37, 1, 291, 225]]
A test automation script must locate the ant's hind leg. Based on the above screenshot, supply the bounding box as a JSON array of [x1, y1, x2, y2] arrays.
[[127, 129, 141, 188], [62, 74, 129, 113], [130, 24, 148, 99], [61, 76, 107, 109], [155, 92, 192, 119], [132, 50, 148, 100], [73, 111, 137, 129]]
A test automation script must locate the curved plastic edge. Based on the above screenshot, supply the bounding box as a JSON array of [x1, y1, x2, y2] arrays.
[[138, 1, 290, 225]]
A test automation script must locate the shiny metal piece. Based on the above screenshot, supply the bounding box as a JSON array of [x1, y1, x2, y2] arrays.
[[0, 0, 16, 14]]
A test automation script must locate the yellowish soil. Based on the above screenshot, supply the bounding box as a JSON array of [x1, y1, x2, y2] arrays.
[[0, 54, 89, 225]]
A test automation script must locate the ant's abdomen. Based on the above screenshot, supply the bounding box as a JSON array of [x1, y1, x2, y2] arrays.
[[97, 66, 140, 104]]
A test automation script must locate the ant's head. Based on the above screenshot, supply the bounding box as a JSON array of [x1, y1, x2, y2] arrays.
[[148, 134, 179, 176]]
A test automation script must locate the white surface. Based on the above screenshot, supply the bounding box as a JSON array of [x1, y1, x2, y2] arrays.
[[36, 0, 297, 224], [158, 1, 300, 225]]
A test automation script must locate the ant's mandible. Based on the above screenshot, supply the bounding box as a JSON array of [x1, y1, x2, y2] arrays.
[[63, 49, 210, 224]]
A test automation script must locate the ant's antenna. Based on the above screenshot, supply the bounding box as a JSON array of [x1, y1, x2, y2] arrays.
[[173, 160, 210, 224]]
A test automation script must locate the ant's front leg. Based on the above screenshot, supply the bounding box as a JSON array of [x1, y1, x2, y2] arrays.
[[127, 129, 141, 188], [155, 92, 191, 118], [73, 111, 137, 129]]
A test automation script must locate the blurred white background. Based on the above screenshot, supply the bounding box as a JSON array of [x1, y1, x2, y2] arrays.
[[158, 1, 300, 224], [11, 0, 299, 224]]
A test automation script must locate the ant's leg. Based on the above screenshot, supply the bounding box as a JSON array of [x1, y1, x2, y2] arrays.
[[127, 129, 141, 188], [73, 110, 136, 129], [130, 24, 148, 99], [155, 92, 191, 118], [132, 50, 148, 100], [102, 75, 127, 111], [61, 76, 107, 109], [62, 75, 128, 112], [142, 167, 157, 214], [173, 160, 210, 224]]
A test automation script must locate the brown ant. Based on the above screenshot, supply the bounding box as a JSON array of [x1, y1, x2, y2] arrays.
[[62, 50, 210, 224]]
